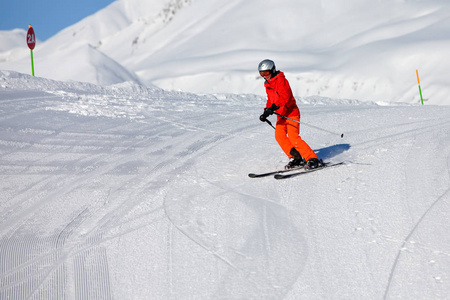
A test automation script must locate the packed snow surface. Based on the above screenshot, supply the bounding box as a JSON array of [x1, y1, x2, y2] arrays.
[[1, 70, 449, 299]]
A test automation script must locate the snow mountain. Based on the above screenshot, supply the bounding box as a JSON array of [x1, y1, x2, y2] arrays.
[[0, 29, 31, 52], [1, 0, 450, 105]]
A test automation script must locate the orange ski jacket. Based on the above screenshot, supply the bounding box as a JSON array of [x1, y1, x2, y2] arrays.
[[264, 71, 300, 118]]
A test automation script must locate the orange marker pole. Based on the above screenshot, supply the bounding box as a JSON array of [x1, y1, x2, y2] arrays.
[[416, 70, 424, 105]]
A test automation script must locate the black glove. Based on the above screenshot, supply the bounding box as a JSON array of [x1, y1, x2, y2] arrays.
[[259, 104, 279, 122], [259, 113, 268, 122]]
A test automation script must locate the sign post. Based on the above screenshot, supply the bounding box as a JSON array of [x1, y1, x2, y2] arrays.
[[416, 70, 424, 105], [27, 25, 36, 76]]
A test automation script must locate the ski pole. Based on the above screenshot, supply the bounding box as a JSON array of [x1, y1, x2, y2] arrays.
[[274, 112, 344, 138], [265, 119, 275, 129]]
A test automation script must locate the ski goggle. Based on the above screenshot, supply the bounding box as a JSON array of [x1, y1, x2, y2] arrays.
[[259, 70, 271, 76]]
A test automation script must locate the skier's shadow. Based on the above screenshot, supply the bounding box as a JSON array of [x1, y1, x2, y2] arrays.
[[315, 144, 350, 160]]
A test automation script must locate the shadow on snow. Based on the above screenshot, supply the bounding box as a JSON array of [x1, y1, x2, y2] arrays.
[[315, 143, 350, 161]]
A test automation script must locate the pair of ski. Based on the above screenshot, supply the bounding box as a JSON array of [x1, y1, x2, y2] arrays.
[[248, 162, 344, 180]]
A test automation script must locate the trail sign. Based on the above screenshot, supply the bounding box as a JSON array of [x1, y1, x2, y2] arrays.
[[27, 25, 36, 76], [27, 25, 36, 50]]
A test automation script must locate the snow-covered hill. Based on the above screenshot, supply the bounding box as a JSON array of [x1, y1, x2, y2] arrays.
[[0, 29, 29, 52], [1, 71, 449, 299], [0, 29, 42, 65], [1, 0, 450, 105]]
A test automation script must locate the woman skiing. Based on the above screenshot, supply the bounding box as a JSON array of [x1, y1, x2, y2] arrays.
[[258, 59, 322, 169]]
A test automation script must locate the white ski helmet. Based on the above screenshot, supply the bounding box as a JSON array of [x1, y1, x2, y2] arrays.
[[258, 59, 276, 73]]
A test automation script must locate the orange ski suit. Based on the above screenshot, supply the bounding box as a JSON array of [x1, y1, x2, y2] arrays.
[[263, 71, 317, 161]]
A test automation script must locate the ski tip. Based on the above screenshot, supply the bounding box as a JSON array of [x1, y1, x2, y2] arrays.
[[248, 173, 257, 178]]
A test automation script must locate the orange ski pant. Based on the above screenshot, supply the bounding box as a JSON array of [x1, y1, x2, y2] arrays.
[[275, 115, 317, 161]]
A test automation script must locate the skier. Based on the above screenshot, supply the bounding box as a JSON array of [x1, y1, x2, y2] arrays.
[[258, 59, 323, 170]]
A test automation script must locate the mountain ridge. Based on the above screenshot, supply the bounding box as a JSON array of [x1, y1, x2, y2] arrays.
[[1, 0, 449, 105]]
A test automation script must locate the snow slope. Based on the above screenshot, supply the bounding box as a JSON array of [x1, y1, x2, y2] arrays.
[[1, 70, 449, 299], [0, 29, 30, 52], [1, 0, 450, 105]]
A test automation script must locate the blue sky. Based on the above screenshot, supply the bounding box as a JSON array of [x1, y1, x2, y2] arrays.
[[0, 0, 116, 40]]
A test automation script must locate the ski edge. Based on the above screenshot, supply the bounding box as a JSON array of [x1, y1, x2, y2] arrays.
[[274, 162, 344, 180], [248, 165, 305, 178]]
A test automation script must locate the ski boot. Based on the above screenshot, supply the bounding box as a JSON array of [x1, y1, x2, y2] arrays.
[[285, 158, 305, 170], [285, 147, 306, 170], [305, 158, 324, 170]]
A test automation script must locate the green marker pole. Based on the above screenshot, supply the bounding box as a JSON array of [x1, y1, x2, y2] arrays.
[[30, 49, 35, 76], [416, 70, 423, 105]]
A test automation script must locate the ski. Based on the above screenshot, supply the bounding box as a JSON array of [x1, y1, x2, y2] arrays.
[[248, 165, 305, 178], [274, 162, 344, 180]]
